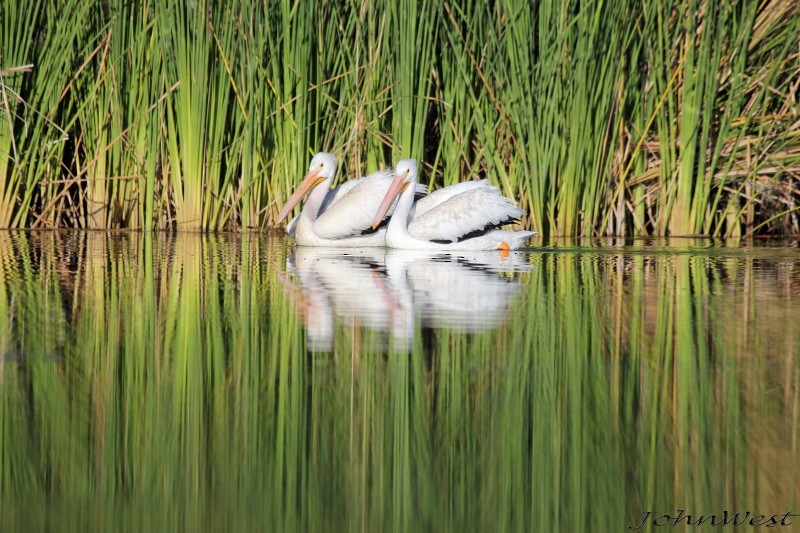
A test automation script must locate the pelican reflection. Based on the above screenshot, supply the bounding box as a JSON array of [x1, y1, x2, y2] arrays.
[[283, 247, 390, 352], [283, 247, 533, 352]]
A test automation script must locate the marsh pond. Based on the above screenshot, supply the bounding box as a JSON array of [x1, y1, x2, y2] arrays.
[[0, 231, 798, 531]]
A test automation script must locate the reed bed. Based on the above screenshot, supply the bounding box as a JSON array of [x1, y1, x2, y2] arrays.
[[1, 0, 799, 236], [0, 232, 798, 530]]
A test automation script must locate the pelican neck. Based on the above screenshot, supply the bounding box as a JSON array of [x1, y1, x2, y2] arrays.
[[300, 179, 331, 222], [387, 181, 417, 238]]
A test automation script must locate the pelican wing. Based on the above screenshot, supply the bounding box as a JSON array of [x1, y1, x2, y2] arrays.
[[314, 171, 393, 238], [315, 170, 426, 239], [407, 188, 524, 243], [411, 179, 495, 219], [318, 175, 371, 216]]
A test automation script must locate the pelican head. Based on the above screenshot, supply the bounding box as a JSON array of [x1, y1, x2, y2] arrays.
[[276, 152, 338, 223], [371, 159, 418, 230], [394, 159, 418, 183]]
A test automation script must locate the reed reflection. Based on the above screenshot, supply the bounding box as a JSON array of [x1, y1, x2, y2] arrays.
[[0, 232, 798, 532], [282, 247, 534, 351]]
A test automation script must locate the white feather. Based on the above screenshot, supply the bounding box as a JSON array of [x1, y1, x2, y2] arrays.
[[317, 175, 371, 215], [407, 187, 524, 243], [314, 171, 426, 240], [285, 214, 299, 237], [410, 179, 494, 219]]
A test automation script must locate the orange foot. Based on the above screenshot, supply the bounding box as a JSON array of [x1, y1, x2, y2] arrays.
[[498, 241, 510, 258]]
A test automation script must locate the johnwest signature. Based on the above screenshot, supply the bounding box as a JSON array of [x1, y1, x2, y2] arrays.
[[629, 510, 797, 529]]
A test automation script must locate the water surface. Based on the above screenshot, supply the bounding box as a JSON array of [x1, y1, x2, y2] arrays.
[[1, 232, 798, 531]]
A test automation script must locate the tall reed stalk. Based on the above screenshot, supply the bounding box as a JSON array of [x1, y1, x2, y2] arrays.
[[1, 0, 91, 228], [1, 0, 798, 234]]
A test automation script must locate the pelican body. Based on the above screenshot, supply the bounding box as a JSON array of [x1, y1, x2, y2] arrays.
[[372, 160, 535, 251], [276, 152, 423, 247]]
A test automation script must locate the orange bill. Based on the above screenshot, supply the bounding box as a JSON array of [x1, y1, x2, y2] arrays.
[[276, 168, 324, 223], [371, 173, 409, 230]]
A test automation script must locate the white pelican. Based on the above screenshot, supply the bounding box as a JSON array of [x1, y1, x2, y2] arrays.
[[276, 152, 425, 247], [371, 159, 536, 250]]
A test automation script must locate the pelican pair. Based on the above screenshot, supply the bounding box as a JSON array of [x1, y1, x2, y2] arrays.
[[276, 152, 535, 250]]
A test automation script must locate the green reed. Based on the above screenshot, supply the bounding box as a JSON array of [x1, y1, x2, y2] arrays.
[[0, 0, 798, 234], [0, 0, 91, 228], [437, 1, 503, 189], [0, 232, 798, 531], [75, 0, 161, 229]]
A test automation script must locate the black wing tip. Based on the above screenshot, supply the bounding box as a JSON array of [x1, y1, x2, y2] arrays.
[[360, 217, 389, 235], [454, 216, 519, 242]]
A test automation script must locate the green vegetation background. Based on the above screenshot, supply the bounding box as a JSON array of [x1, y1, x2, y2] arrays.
[[1, 0, 798, 236], [1, 232, 798, 531]]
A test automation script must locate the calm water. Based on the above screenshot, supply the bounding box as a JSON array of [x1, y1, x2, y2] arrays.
[[0, 231, 798, 531]]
